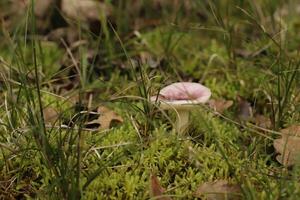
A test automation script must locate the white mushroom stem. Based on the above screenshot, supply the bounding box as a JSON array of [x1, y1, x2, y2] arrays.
[[175, 109, 190, 134]]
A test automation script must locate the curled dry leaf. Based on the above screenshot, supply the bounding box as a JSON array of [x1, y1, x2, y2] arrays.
[[43, 107, 59, 124], [34, 0, 54, 18], [10, 0, 55, 30], [134, 18, 161, 31], [194, 180, 241, 200], [85, 106, 123, 130], [46, 27, 79, 44], [234, 49, 252, 58], [254, 114, 272, 129], [61, 0, 112, 22], [97, 106, 123, 129], [2, 0, 29, 29], [208, 99, 233, 114], [11, 0, 30, 14], [150, 174, 172, 200], [274, 125, 300, 166]]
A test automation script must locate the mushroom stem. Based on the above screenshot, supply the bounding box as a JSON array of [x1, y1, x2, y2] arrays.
[[175, 109, 189, 134]]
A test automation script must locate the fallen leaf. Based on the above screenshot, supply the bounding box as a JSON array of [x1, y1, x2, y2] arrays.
[[208, 99, 233, 114], [254, 114, 272, 129], [1, 0, 29, 30], [234, 46, 268, 58], [85, 106, 123, 130], [150, 174, 172, 200], [34, 0, 54, 18], [12, 0, 30, 14], [61, 0, 112, 22], [46, 27, 79, 44], [234, 49, 252, 58], [134, 18, 161, 30], [274, 125, 300, 166], [280, 125, 300, 136], [194, 180, 241, 200], [43, 107, 59, 124], [98, 106, 123, 129]]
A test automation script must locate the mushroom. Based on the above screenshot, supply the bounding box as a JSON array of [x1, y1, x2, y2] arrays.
[[151, 82, 211, 134]]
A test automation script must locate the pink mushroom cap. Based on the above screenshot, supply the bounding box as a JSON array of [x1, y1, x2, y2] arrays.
[[151, 82, 211, 108]]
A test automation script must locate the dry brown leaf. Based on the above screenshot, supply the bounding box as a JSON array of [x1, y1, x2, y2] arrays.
[[208, 99, 233, 114], [61, 0, 112, 22], [1, 0, 29, 29], [98, 106, 123, 129], [150, 174, 172, 200], [34, 0, 54, 18], [280, 125, 300, 136], [46, 27, 79, 44], [194, 180, 241, 200], [85, 106, 123, 130], [274, 125, 300, 166], [254, 114, 272, 129], [134, 18, 161, 30], [9, 0, 53, 19], [12, 0, 30, 14], [43, 107, 59, 124], [234, 49, 252, 58]]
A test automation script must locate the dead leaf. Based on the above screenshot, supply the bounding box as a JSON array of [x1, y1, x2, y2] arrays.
[[150, 174, 172, 200], [134, 18, 161, 30], [254, 114, 272, 129], [43, 107, 59, 124], [234, 49, 252, 58], [12, 0, 30, 14], [98, 106, 123, 129], [208, 99, 233, 114], [234, 46, 269, 58], [280, 125, 300, 136], [1, 0, 29, 29], [46, 27, 79, 44], [61, 0, 112, 22], [34, 0, 54, 18], [274, 125, 300, 166], [85, 106, 123, 130], [194, 180, 241, 200]]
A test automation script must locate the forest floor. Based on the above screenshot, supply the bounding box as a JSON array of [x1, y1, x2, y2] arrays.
[[0, 0, 300, 199]]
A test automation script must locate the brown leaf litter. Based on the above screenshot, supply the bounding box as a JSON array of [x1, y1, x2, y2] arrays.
[[43, 106, 59, 125], [208, 99, 233, 114], [274, 125, 300, 166], [84, 106, 123, 130], [150, 174, 172, 200], [61, 0, 112, 22], [194, 180, 241, 200]]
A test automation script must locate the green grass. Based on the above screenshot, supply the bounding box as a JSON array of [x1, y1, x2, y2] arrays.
[[1, 0, 300, 199]]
